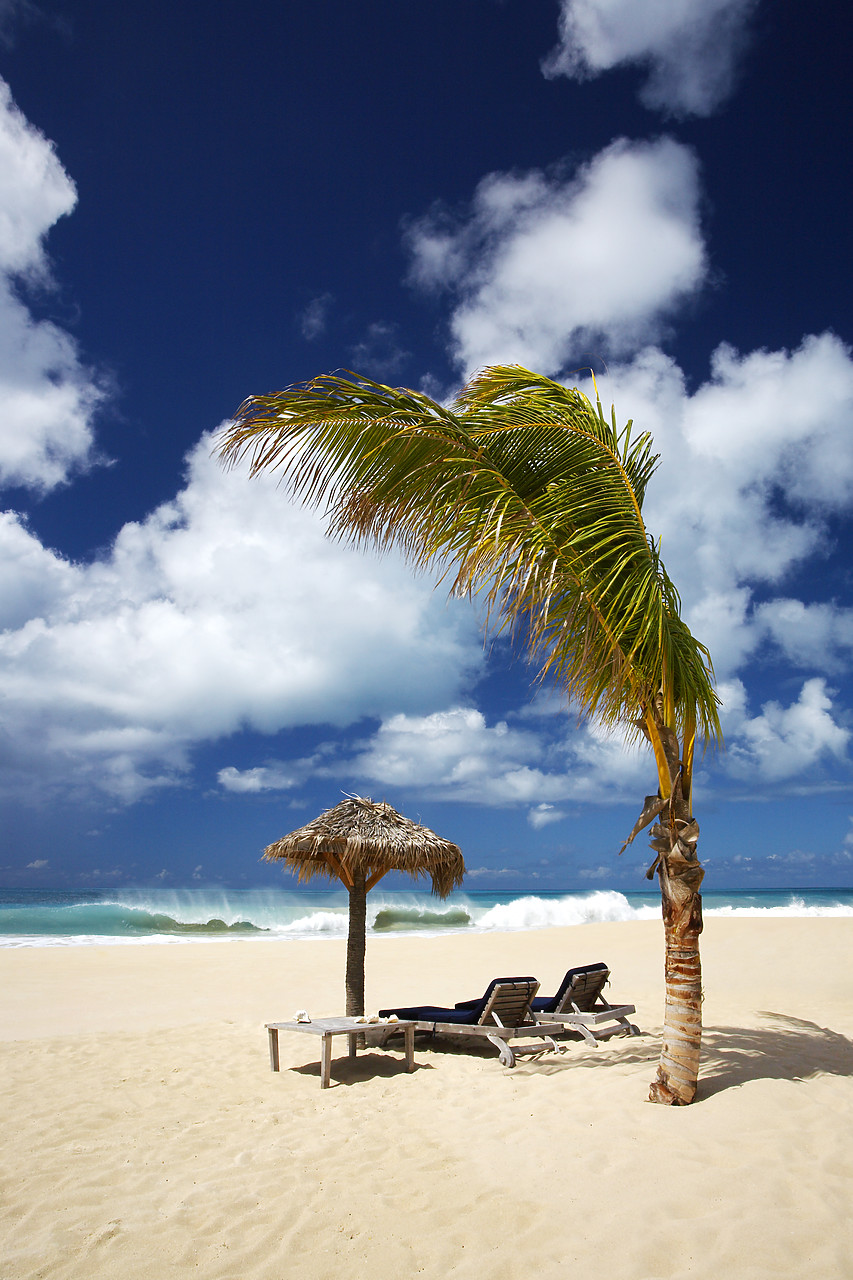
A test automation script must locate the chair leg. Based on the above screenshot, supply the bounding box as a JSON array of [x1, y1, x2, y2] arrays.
[[486, 1034, 516, 1068]]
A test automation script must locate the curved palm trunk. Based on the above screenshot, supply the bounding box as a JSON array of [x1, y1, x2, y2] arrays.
[[650, 745, 705, 1104], [636, 718, 706, 1105], [345, 872, 367, 1017], [649, 864, 704, 1105]]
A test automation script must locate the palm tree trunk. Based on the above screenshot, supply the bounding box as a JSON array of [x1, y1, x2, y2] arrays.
[[649, 856, 704, 1105], [345, 873, 367, 1017]]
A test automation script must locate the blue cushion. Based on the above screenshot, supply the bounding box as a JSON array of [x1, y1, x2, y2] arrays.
[[380, 976, 538, 1025], [377, 1004, 456, 1021]]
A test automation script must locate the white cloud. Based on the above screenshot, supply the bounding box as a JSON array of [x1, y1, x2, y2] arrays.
[[217, 765, 300, 794], [0, 435, 484, 801], [406, 137, 706, 376], [528, 802, 567, 829], [755, 600, 853, 673], [721, 678, 849, 783], [350, 707, 543, 801], [347, 704, 652, 806], [0, 78, 103, 490], [683, 334, 853, 512], [544, 0, 759, 117]]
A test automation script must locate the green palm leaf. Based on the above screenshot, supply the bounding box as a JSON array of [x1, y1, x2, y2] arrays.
[[219, 364, 720, 754]]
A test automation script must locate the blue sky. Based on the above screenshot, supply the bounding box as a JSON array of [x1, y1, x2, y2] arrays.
[[1, 0, 853, 892]]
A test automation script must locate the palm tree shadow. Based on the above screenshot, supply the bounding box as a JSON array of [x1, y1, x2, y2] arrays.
[[697, 1013, 853, 1099]]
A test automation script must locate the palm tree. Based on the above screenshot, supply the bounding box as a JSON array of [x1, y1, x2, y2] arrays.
[[217, 365, 722, 1104]]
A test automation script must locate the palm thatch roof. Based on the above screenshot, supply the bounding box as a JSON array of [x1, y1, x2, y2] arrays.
[[263, 794, 465, 897]]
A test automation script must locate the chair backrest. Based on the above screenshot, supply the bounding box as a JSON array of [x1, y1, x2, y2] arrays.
[[476, 977, 540, 1028], [551, 963, 610, 1014]]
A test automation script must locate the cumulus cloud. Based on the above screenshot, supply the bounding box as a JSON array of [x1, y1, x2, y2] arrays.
[[0, 78, 103, 490], [350, 707, 544, 802], [720, 678, 849, 784], [683, 334, 853, 512], [0, 435, 484, 801], [406, 137, 706, 376], [347, 705, 651, 806], [755, 600, 853, 673], [543, 0, 759, 117], [217, 764, 300, 794]]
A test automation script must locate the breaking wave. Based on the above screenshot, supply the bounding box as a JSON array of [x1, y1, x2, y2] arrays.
[[1, 886, 851, 946]]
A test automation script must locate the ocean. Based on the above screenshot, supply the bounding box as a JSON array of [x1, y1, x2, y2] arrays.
[[1, 885, 852, 947]]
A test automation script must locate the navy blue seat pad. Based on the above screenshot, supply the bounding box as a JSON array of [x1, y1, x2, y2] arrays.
[[377, 1004, 485, 1024], [380, 976, 537, 1026]]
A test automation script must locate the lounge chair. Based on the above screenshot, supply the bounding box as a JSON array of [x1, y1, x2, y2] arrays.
[[378, 976, 563, 1068], [529, 962, 639, 1045]]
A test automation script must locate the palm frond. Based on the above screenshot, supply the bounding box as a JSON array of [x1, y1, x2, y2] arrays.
[[217, 365, 721, 751]]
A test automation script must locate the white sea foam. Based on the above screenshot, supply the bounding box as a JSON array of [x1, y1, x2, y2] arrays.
[[473, 890, 660, 931], [280, 911, 349, 935], [704, 898, 853, 918]]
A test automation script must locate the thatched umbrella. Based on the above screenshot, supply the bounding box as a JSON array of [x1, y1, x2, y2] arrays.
[[264, 794, 465, 1016]]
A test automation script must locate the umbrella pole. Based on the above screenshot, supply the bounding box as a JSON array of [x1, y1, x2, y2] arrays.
[[345, 872, 367, 1018]]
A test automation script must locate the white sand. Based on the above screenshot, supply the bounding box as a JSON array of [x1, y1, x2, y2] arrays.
[[1, 917, 852, 1279]]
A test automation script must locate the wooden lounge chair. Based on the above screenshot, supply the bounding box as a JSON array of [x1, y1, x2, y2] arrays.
[[529, 962, 640, 1045], [378, 976, 562, 1068]]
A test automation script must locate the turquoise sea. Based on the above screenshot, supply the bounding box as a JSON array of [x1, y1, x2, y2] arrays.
[[1, 886, 852, 947]]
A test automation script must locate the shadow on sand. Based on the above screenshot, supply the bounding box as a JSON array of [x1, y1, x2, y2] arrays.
[[542, 1013, 853, 1099], [696, 1013, 853, 1098], [289, 1015, 853, 1096], [292, 1051, 435, 1088]]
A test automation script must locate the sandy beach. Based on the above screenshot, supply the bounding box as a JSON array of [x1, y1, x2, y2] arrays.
[[1, 916, 852, 1279]]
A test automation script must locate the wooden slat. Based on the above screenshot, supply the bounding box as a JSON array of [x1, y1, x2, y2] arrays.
[[479, 980, 539, 1028], [553, 970, 610, 1014]]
